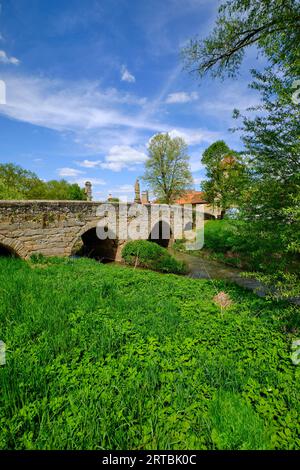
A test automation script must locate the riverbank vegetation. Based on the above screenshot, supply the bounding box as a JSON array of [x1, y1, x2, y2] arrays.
[[122, 240, 187, 274], [181, 0, 300, 300], [0, 257, 299, 450]]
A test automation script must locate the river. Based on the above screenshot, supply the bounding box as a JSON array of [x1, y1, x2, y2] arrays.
[[170, 249, 300, 305]]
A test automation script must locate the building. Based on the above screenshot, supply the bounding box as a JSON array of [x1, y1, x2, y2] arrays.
[[175, 191, 221, 219]]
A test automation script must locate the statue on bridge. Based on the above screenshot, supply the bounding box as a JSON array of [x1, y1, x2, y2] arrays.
[[84, 181, 92, 201]]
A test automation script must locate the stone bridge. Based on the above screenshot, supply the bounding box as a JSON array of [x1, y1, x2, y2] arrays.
[[0, 200, 215, 261]]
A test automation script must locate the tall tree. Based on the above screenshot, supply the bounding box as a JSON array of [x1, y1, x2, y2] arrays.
[[182, 0, 300, 267], [0, 164, 41, 199], [0, 163, 87, 200], [143, 133, 193, 204], [201, 141, 247, 217]]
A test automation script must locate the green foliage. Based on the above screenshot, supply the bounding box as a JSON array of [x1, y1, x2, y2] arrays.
[[143, 133, 193, 204], [242, 271, 300, 302], [236, 70, 300, 259], [209, 390, 271, 450], [203, 220, 299, 274], [204, 220, 240, 253], [0, 163, 41, 199], [0, 163, 87, 200], [0, 257, 299, 449], [121, 240, 187, 274], [182, 0, 300, 79], [182, 0, 300, 293], [201, 141, 248, 216]]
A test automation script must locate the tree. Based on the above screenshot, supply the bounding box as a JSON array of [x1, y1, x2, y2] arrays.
[[201, 141, 248, 217], [235, 70, 300, 257], [182, 0, 300, 79], [0, 163, 87, 200], [42, 180, 86, 200], [0, 163, 43, 199], [182, 0, 300, 271], [143, 133, 193, 204]]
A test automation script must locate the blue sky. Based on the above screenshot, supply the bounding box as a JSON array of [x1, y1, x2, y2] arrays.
[[0, 0, 262, 201]]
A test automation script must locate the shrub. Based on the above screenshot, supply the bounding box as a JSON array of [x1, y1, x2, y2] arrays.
[[121, 240, 187, 274], [204, 220, 240, 253]]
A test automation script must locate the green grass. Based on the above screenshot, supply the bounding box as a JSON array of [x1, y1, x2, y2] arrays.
[[174, 219, 300, 275], [0, 257, 299, 450]]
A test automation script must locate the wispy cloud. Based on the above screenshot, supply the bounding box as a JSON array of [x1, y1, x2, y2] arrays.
[[168, 128, 219, 146], [0, 75, 162, 135], [102, 145, 147, 172], [165, 91, 198, 104], [76, 159, 102, 168], [75, 145, 147, 172], [57, 168, 106, 188], [198, 83, 261, 118], [58, 167, 84, 177], [75, 177, 106, 187], [0, 72, 221, 178], [0, 50, 20, 65], [121, 65, 136, 83]]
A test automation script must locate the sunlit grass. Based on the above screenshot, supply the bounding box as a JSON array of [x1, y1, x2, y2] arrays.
[[0, 257, 299, 450]]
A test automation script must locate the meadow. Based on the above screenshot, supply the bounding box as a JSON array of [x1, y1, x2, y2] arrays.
[[0, 256, 299, 450]]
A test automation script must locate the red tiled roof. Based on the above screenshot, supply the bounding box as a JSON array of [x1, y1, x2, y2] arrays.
[[221, 155, 236, 166], [175, 191, 207, 205]]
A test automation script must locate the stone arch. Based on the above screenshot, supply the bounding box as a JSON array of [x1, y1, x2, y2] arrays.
[[0, 234, 27, 258], [203, 212, 216, 220], [148, 220, 172, 248], [68, 222, 119, 262]]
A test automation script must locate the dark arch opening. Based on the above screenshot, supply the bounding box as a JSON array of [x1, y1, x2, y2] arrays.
[[148, 220, 171, 248], [72, 227, 118, 263], [204, 213, 216, 220], [0, 243, 18, 258]]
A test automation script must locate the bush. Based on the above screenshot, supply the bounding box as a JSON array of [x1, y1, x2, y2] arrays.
[[121, 240, 187, 274], [204, 220, 240, 253], [204, 219, 298, 273]]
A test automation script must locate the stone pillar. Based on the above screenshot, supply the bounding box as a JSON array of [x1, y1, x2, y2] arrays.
[[85, 181, 92, 201], [134, 178, 141, 203], [141, 190, 149, 204]]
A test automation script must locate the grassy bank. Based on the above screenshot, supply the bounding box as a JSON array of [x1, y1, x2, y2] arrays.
[[174, 220, 300, 273], [0, 257, 299, 449]]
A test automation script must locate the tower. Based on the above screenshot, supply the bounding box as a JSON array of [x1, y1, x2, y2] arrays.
[[134, 178, 141, 203], [141, 190, 149, 204]]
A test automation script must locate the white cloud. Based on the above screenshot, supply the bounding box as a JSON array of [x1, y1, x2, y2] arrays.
[[121, 65, 136, 83], [114, 184, 135, 193], [76, 159, 102, 168], [58, 167, 84, 177], [58, 170, 106, 188], [0, 50, 20, 65], [165, 91, 198, 104], [199, 83, 261, 117], [168, 128, 219, 146], [75, 177, 106, 187], [0, 73, 222, 171], [0, 75, 162, 136], [101, 145, 148, 172]]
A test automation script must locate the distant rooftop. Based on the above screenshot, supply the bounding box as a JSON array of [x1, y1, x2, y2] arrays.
[[175, 191, 207, 205]]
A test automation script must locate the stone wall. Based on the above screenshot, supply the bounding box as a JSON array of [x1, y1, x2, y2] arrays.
[[0, 201, 174, 260], [0, 200, 215, 260]]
